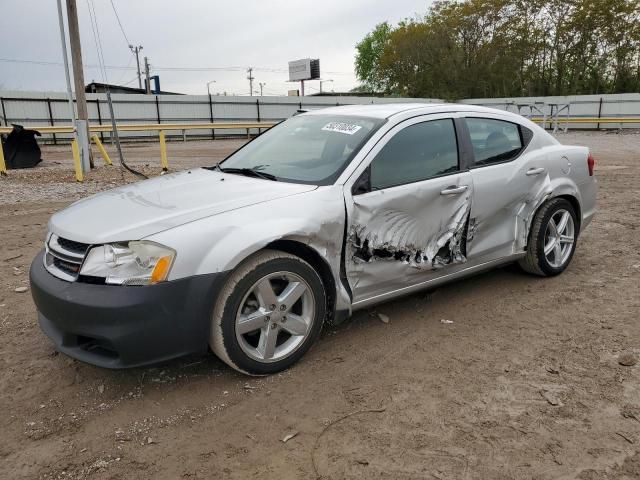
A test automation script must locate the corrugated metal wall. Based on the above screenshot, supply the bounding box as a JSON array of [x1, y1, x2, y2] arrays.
[[0, 91, 440, 143], [460, 93, 640, 129], [1, 91, 639, 143]]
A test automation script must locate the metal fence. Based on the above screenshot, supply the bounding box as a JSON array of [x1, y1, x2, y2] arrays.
[[0, 91, 439, 144], [461, 93, 640, 130], [1, 91, 639, 144]]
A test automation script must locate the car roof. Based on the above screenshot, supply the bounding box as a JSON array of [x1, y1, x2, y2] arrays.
[[304, 102, 519, 120]]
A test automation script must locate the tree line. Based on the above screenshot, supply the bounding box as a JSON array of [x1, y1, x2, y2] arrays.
[[354, 0, 640, 99]]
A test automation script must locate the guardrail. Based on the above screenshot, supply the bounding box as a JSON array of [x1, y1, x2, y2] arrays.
[[0, 121, 275, 135], [533, 117, 640, 123], [530, 116, 640, 132], [2, 117, 636, 138], [1, 117, 638, 179], [0, 122, 276, 179]]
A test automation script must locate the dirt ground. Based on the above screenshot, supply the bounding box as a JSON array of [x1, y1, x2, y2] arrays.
[[1, 132, 638, 480]]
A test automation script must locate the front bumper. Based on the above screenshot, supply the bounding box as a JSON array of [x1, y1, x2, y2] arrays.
[[30, 251, 228, 368]]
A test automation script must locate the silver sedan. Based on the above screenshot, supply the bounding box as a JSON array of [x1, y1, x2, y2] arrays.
[[30, 103, 597, 375]]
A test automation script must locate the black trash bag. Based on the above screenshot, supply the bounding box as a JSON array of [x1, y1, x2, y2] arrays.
[[2, 124, 42, 169]]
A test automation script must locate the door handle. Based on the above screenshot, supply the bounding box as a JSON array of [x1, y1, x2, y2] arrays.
[[440, 185, 469, 196], [526, 167, 546, 176]]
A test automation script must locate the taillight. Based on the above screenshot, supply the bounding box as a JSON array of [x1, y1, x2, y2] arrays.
[[587, 153, 595, 176]]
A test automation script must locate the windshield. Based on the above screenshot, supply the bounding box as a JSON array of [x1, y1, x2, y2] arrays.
[[218, 114, 386, 185]]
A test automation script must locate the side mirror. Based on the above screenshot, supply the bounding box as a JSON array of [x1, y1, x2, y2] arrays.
[[351, 166, 371, 195]]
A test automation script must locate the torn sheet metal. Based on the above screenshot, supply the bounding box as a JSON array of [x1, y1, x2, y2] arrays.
[[350, 201, 470, 268], [515, 173, 553, 250], [464, 150, 554, 260], [345, 174, 473, 301]]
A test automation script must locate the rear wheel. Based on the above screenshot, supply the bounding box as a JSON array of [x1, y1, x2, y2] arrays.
[[210, 250, 326, 375], [519, 198, 578, 276]]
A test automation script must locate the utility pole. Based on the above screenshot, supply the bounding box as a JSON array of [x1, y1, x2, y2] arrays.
[[206, 80, 216, 96], [65, 0, 92, 169], [247, 68, 254, 96], [259, 82, 266, 96], [129, 45, 143, 89], [56, 0, 76, 127], [144, 57, 151, 94]]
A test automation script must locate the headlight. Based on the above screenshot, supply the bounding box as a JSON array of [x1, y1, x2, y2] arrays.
[[80, 241, 176, 285]]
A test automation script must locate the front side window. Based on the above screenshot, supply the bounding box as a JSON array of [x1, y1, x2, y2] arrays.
[[369, 119, 459, 190], [465, 118, 524, 166], [219, 114, 385, 185]]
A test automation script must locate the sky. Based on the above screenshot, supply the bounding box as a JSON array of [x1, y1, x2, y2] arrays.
[[0, 0, 430, 96]]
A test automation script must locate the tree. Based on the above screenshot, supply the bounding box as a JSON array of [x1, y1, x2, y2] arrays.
[[354, 22, 393, 92], [354, 0, 640, 99]]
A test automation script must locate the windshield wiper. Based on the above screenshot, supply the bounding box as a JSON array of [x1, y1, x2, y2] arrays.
[[215, 166, 278, 181]]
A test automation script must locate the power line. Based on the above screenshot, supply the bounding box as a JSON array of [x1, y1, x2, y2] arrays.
[[0, 58, 65, 66], [109, 0, 142, 87], [109, 0, 131, 47], [114, 52, 135, 84], [86, 0, 108, 83], [0, 58, 354, 75], [86, 0, 145, 179], [121, 75, 140, 86], [0, 57, 131, 70], [0, 58, 243, 72]]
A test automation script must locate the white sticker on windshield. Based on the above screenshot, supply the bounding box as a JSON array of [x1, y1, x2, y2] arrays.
[[322, 122, 363, 135]]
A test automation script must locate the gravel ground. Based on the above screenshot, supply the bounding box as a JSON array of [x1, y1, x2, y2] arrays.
[[0, 132, 639, 479], [0, 139, 247, 205]]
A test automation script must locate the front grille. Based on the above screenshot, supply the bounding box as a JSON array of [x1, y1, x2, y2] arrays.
[[53, 257, 82, 276], [56, 237, 90, 256], [44, 233, 91, 282]]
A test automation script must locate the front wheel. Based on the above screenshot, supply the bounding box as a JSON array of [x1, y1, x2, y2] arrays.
[[210, 250, 326, 375], [519, 198, 578, 276]]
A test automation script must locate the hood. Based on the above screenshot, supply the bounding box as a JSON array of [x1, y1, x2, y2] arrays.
[[49, 169, 317, 244]]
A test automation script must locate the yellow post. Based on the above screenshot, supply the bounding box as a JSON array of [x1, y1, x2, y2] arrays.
[[71, 139, 83, 182], [0, 138, 6, 175], [159, 130, 169, 171], [91, 134, 112, 165]]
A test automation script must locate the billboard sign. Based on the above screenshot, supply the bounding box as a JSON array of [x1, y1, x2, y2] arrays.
[[288, 58, 320, 81]]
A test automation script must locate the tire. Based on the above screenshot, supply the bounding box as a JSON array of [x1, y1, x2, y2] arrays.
[[210, 249, 326, 375], [519, 198, 578, 277]]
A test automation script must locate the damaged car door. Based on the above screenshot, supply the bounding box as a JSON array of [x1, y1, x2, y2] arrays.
[[344, 115, 473, 303], [463, 115, 549, 260]]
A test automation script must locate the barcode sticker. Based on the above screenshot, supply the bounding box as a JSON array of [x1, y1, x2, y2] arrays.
[[322, 122, 363, 135]]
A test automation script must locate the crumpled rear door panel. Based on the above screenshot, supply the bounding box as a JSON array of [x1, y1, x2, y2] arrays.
[[467, 150, 551, 260]]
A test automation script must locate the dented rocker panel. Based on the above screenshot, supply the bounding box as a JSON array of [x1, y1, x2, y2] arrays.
[[351, 254, 524, 310]]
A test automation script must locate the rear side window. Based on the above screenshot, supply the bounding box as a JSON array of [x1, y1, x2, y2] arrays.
[[465, 118, 526, 167], [370, 119, 459, 190]]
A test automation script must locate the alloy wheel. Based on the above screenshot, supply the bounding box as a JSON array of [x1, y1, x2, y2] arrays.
[[543, 209, 575, 268], [235, 271, 315, 363]]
